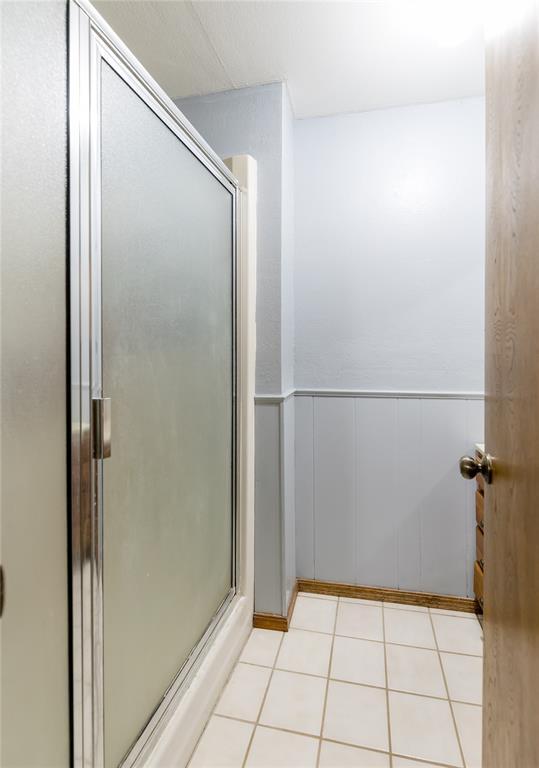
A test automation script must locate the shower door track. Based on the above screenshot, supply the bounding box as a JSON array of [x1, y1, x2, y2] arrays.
[[68, 2, 240, 766]]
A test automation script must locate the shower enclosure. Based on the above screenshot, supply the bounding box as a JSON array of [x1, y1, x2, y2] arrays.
[[69, 2, 255, 765]]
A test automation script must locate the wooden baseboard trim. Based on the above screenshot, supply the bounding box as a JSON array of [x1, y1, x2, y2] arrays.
[[254, 580, 478, 629], [252, 612, 288, 631], [287, 580, 299, 626], [253, 582, 299, 632], [297, 579, 479, 614]]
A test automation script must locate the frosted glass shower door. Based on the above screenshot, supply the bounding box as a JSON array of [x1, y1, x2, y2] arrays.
[[100, 63, 235, 767]]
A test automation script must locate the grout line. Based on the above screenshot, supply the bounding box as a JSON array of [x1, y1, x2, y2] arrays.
[[191, 603, 482, 766], [241, 631, 286, 768], [290, 623, 483, 657], [237, 659, 482, 705], [273, 665, 326, 681], [214, 713, 265, 726], [239, 660, 275, 670], [380, 604, 428, 613], [382, 603, 393, 768], [447, 699, 482, 708], [428, 608, 467, 768], [219, 715, 321, 741], [391, 751, 462, 768], [322, 734, 389, 760], [315, 596, 340, 767], [213, 714, 462, 768], [297, 593, 339, 602]]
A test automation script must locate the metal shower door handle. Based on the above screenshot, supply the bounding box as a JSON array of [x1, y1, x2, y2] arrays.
[[92, 397, 112, 459]]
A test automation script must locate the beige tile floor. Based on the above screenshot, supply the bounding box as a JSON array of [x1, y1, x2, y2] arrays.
[[188, 593, 483, 768]]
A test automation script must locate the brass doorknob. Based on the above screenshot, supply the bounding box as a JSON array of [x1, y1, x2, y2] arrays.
[[459, 454, 493, 484]]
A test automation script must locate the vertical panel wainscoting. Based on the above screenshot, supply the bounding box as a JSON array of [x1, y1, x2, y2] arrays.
[[295, 392, 484, 598], [282, 396, 296, 611], [254, 396, 296, 617], [313, 397, 356, 584]]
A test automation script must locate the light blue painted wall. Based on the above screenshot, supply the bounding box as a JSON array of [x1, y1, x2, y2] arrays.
[[281, 85, 295, 394], [294, 98, 485, 392], [281, 88, 296, 609]]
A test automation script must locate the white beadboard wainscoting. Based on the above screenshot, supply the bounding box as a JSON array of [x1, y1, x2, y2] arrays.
[[295, 391, 484, 598]]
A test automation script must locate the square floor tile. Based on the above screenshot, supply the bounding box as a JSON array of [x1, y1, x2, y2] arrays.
[[335, 602, 384, 641], [384, 608, 436, 649], [388, 691, 462, 767], [240, 629, 283, 667], [453, 702, 482, 768], [386, 644, 446, 698], [299, 591, 337, 601], [277, 628, 333, 677], [245, 726, 319, 767], [441, 652, 483, 705], [319, 740, 389, 767], [259, 669, 326, 735], [331, 635, 386, 687], [189, 715, 253, 767], [431, 614, 483, 656], [291, 596, 337, 634], [323, 680, 389, 752], [383, 602, 427, 613], [214, 663, 271, 721]]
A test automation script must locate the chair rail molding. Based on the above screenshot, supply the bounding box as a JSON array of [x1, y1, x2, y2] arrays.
[[256, 388, 485, 402]]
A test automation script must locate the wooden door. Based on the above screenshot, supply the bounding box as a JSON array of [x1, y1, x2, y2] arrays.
[[484, 2, 539, 765]]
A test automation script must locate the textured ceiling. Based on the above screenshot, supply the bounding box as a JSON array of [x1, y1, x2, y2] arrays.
[[93, 0, 485, 118]]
